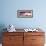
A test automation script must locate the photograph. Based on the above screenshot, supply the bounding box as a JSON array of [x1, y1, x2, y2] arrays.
[[17, 10, 33, 18]]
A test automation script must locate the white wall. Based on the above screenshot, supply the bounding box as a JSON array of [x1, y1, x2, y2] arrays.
[[0, 0, 46, 31]]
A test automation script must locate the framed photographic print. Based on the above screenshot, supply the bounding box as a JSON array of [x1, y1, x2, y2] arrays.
[[17, 10, 33, 18]]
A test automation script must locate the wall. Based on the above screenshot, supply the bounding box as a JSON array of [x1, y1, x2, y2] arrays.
[[0, 0, 46, 31]]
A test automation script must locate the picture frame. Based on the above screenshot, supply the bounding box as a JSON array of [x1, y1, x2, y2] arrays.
[[17, 10, 33, 18]]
